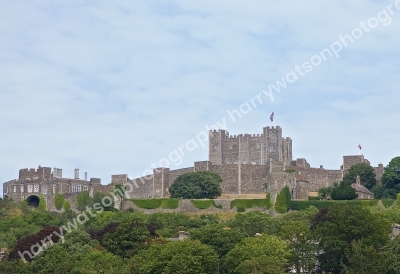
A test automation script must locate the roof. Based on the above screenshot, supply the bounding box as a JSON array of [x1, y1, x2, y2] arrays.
[[351, 183, 374, 196]]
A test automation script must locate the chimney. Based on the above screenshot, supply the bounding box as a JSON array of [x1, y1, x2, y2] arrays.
[[74, 168, 79, 180], [84, 172, 87, 181]]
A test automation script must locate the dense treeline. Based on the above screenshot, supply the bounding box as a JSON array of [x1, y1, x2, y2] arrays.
[[1, 197, 400, 273]]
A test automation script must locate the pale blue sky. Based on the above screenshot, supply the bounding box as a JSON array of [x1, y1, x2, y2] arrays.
[[1, 0, 400, 196]]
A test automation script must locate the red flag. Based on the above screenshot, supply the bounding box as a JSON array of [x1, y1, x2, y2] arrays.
[[358, 144, 362, 150], [270, 112, 274, 122]]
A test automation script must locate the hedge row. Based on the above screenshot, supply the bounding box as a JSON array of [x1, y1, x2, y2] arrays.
[[230, 199, 271, 209], [131, 198, 180, 209], [381, 198, 395, 208], [291, 200, 379, 210], [190, 200, 223, 209]]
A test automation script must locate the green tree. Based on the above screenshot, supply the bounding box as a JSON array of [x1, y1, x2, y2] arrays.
[[318, 185, 335, 199], [279, 220, 318, 273], [77, 191, 92, 211], [130, 240, 219, 274], [102, 219, 151, 258], [74, 249, 128, 274], [169, 171, 222, 199], [342, 239, 393, 274], [224, 235, 290, 274], [311, 204, 391, 274], [382, 156, 400, 197], [64, 200, 71, 211], [54, 193, 65, 210], [93, 192, 116, 211], [30, 230, 100, 273], [274, 186, 291, 213], [330, 181, 358, 200], [229, 211, 277, 236], [190, 225, 246, 258], [342, 162, 377, 189]]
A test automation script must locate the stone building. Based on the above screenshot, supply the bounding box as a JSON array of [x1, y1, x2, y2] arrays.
[[2, 125, 386, 208], [2, 166, 109, 211], [351, 175, 374, 199], [113, 125, 385, 202]]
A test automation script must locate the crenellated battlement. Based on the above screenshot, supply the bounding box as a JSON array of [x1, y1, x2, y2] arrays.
[[209, 125, 291, 166]]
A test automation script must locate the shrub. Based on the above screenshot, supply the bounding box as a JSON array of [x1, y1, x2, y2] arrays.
[[160, 198, 179, 209], [54, 193, 65, 210], [8, 226, 65, 262], [291, 200, 379, 211], [230, 199, 269, 209], [38, 194, 47, 210], [64, 200, 71, 211], [265, 192, 273, 210], [274, 186, 291, 213], [77, 191, 92, 211], [131, 198, 180, 209], [381, 198, 395, 208], [236, 206, 246, 212], [190, 200, 224, 209]]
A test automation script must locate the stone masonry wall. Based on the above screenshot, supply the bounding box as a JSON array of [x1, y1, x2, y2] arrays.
[[266, 172, 296, 202], [239, 164, 268, 194], [213, 164, 240, 194]]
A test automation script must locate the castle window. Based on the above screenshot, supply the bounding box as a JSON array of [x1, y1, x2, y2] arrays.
[[13, 185, 16, 192], [83, 186, 88, 191], [27, 185, 33, 193], [34, 185, 39, 192], [33, 176, 38, 180], [20, 185, 24, 192], [72, 185, 81, 193], [214, 146, 218, 150], [42, 187, 47, 195], [53, 185, 56, 194]]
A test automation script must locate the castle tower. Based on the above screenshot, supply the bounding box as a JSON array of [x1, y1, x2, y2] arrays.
[[263, 126, 283, 162], [209, 130, 228, 165], [282, 137, 293, 166]]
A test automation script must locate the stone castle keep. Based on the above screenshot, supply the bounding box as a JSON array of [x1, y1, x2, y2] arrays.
[[3, 125, 385, 210]]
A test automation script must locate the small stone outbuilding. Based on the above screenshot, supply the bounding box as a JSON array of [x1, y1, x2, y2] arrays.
[[351, 175, 374, 199]]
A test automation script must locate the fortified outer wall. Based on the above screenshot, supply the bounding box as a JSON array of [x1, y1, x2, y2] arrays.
[[284, 166, 343, 191]]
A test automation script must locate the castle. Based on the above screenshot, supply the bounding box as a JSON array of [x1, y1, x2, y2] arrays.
[[2, 125, 384, 210], [2, 167, 112, 211]]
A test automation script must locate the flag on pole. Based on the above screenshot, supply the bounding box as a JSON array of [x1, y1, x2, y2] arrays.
[[270, 112, 274, 122], [358, 144, 362, 150]]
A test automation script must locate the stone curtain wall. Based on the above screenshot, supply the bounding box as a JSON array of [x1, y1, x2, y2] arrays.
[[213, 164, 240, 194], [169, 167, 195, 186], [286, 166, 342, 191], [239, 164, 268, 194]]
